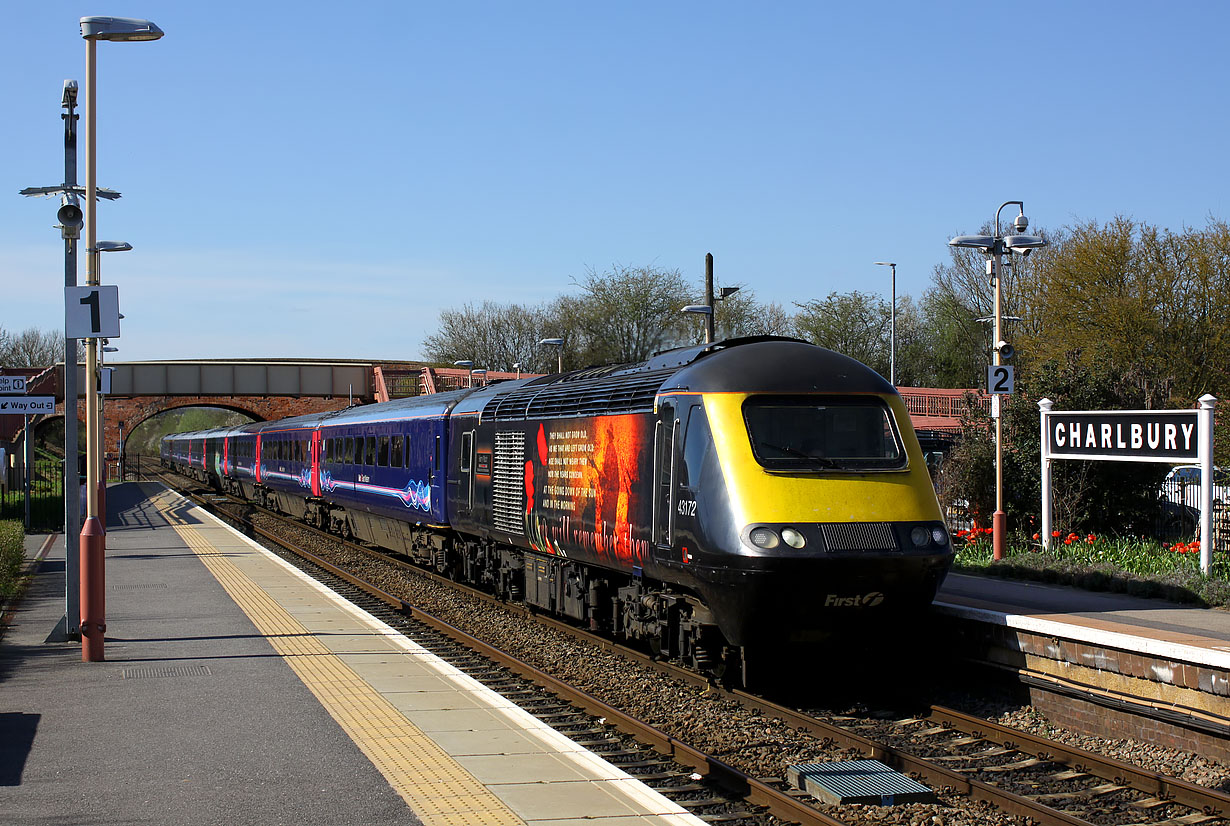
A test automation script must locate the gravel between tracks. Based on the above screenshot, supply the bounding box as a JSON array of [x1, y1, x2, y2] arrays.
[[245, 505, 1230, 825]]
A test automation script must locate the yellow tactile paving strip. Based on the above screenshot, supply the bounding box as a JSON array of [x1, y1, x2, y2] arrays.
[[164, 511, 525, 826]]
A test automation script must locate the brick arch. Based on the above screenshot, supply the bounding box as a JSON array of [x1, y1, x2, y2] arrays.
[[106, 396, 352, 461]]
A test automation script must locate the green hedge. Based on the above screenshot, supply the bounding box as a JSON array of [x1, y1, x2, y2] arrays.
[[0, 519, 25, 601]]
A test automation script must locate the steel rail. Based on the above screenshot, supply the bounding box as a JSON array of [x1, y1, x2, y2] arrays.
[[927, 705, 1230, 817]]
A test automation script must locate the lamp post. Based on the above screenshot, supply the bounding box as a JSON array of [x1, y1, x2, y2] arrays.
[[471, 368, 487, 387], [680, 304, 713, 343], [452, 359, 474, 387], [950, 201, 1046, 562], [874, 262, 896, 386], [79, 15, 163, 663], [538, 338, 564, 373]]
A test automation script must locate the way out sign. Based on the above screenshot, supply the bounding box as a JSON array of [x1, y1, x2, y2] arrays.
[[1039, 396, 1216, 573]]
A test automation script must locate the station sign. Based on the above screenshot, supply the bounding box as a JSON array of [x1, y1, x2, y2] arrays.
[[987, 365, 1014, 395], [0, 376, 27, 394], [1045, 409, 1199, 463], [65, 285, 121, 339], [0, 396, 56, 414]]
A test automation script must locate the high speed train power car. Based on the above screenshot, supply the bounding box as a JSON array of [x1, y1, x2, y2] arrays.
[[163, 337, 953, 679]]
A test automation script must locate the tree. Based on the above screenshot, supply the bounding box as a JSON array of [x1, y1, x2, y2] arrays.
[[0, 327, 71, 368], [554, 264, 694, 367], [1024, 217, 1230, 408], [422, 301, 557, 373], [793, 291, 893, 377]]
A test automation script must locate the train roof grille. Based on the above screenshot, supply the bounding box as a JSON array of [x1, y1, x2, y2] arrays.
[[484, 367, 675, 421]]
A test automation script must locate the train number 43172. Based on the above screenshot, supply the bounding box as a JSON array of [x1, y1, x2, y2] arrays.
[[676, 499, 697, 517]]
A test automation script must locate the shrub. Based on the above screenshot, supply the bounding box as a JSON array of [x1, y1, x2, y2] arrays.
[[0, 520, 26, 600]]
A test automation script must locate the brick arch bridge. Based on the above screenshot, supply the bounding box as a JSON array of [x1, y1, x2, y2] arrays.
[[3, 359, 531, 470], [106, 396, 351, 461]]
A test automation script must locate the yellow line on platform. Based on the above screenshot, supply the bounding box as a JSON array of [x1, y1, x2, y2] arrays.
[[168, 515, 525, 826]]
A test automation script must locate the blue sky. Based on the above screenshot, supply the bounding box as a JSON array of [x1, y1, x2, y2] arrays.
[[3, 2, 1228, 362]]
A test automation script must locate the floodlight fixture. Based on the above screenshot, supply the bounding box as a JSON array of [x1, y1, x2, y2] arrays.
[[948, 234, 997, 250], [96, 240, 132, 252], [80, 16, 164, 41], [718, 286, 741, 300], [680, 304, 713, 316], [538, 337, 564, 373]]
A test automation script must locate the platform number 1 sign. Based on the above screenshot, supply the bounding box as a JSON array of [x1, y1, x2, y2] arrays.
[[987, 365, 1014, 395], [65, 286, 121, 339]]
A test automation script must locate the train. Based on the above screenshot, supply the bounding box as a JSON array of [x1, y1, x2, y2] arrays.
[[162, 337, 954, 680]]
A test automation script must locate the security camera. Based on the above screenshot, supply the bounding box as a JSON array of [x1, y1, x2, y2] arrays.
[[995, 340, 1015, 360], [1013, 213, 1029, 233], [57, 194, 84, 240], [62, 79, 78, 106]]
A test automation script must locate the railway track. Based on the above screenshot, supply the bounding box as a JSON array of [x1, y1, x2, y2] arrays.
[[155, 471, 1230, 826]]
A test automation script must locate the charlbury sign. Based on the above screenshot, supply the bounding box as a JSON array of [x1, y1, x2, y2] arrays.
[[1039, 396, 1217, 574], [1045, 410, 1199, 463]]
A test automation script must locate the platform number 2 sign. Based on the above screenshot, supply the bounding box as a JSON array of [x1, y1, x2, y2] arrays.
[[65, 286, 121, 339], [987, 365, 1014, 395]]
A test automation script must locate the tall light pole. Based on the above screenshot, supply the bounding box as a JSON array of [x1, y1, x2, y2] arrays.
[[538, 338, 564, 373], [79, 15, 163, 663], [681, 304, 713, 342], [874, 262, 896, 386], [950, 201, 1046, 562]]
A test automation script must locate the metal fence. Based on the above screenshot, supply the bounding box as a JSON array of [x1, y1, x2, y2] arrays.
[[1, 451, 64, 531]]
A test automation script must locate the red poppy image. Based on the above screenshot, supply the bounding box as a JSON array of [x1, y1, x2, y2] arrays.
[[524, 460, 534, 512]]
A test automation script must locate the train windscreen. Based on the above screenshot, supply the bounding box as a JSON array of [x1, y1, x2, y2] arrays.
[[742, 397, 906, 471]]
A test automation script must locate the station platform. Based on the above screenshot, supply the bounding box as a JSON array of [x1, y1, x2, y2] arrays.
[[933, 572, 1230, 760], [0, 482, 705, 826]]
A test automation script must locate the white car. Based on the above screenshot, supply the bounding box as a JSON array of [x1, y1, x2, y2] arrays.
[[1162, 465, 1230, 508]]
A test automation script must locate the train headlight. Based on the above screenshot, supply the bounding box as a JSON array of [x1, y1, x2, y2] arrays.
[[909, 526, 931, 548], [780, 527, 806, 549], [749, 527, 780, 549], [932, 528, 949, 546]]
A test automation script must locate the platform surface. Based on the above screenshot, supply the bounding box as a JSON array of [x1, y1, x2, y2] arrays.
[[935, 571, 1230, 667], [0, 482, 704, 826]]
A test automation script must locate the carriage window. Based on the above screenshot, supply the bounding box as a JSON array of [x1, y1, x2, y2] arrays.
[[344, 437, 355, 464], [365, 436, 376, 466], [742, 397, 905, 470], [378, 435, 390, 467], [391, 435, 403, 468]]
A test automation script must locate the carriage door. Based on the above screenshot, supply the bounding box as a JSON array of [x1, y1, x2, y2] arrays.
[[459, 429, 475, 514], [652, 402, 679, 548], [310, 430, 322, 496]]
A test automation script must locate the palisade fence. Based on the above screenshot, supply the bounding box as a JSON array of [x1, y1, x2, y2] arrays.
[[1, 450, 65, 531]]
